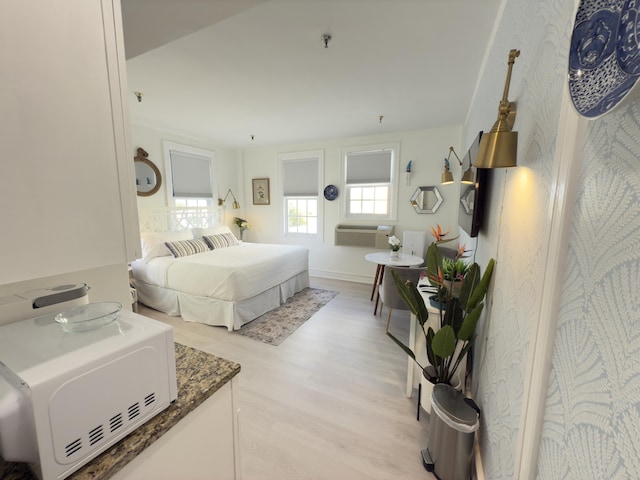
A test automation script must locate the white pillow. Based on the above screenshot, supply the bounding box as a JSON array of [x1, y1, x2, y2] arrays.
[[191, 225, 233, 237], [140, 230, 193, 263]]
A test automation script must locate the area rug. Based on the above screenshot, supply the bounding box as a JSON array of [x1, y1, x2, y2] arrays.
[[235, 288, 338, 345]]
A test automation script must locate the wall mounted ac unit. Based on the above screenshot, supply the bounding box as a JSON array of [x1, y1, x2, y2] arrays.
[[335, 225, 394, 248]]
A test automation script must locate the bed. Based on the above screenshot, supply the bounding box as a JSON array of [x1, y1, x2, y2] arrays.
[[132, 208, 310, 330]]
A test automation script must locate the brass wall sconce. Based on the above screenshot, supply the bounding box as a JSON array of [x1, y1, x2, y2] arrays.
[[218, 189, 240, 209], [475, 49, 520, 168], [441, 147, 474, 185]]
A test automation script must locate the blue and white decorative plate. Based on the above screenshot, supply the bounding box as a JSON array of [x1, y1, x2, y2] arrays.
[[323, 184, 338, 201], [568, 0, 640, 118]]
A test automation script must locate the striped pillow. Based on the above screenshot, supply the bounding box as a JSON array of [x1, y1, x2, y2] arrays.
[[202, 233, 239, 249], [165, 239, 210, 258]]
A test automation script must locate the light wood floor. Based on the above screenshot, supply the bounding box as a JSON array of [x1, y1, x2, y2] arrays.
[[138, 277, 435, 480]]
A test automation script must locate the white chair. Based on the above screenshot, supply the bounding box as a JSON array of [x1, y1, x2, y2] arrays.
[[402, 230, 427, 259]]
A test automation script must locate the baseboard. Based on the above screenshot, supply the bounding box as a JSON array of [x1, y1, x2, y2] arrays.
[[473, 434, 485, 480], [309, 269, 371, 284]]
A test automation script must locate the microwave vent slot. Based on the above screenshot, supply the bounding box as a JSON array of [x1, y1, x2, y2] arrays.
[[61, 393, 160, 461], [128, 402, 140, 420], [110, 413, 123, 432], [144, 392, 156, 407], [88, 425, 104, 446], [65, 438, 82, 457]]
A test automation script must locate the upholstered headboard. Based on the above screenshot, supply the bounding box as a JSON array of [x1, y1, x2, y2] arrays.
[[138, 207, 225, 232]]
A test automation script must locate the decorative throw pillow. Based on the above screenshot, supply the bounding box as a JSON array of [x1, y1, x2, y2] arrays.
[[164, 239, 210, 258], [202, 233, 239, 249], [140, 230, 194, 263]]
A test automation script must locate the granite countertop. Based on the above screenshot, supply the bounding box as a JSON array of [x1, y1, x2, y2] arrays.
[[0, 343, 241, 480]]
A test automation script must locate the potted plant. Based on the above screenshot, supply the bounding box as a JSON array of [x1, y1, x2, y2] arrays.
[[234, 217, 250, 241], [423, 226, 467, 310], [427, 255, 471, 309], [388, 235, 401, 258], [386, 228, 495, 398]]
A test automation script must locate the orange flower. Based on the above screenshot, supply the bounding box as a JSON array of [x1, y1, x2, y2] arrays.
[[457, 242, 467, 257], [431, 224, 450, 242]]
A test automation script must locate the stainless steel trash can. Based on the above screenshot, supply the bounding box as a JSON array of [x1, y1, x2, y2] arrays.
[[422, 383, 480, 480]]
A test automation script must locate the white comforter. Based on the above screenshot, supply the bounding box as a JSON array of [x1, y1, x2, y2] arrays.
[[132, 242, 309, 301]]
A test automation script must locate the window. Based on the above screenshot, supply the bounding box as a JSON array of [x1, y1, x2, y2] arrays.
[[174, 198, 209, 208], [343, 143, 399, 220], [280, 150, 323, 237], [163, 142, 217, 206], [287, 198, 318, 234]]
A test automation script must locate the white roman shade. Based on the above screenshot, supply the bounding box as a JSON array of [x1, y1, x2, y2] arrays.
[[283, 158, 319, 196], [346, 150, 392, 184], [169, 150, 213, 198]]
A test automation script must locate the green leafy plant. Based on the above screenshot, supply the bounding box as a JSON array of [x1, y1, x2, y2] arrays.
[[420, 227, 464, 309], [386, 240, 495, 385], [234, 217, 250, 230]]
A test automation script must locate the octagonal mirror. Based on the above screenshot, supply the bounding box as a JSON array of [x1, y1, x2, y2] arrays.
[[410, 186, 443, 214]]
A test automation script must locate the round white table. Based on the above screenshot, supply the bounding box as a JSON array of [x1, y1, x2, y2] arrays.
[[365, 252, 424, 315]]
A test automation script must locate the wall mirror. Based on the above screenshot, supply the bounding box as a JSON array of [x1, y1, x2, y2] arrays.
[[410, 186, 443, 214], [134, 147, 162, 197], [460, 185, 475, 214]]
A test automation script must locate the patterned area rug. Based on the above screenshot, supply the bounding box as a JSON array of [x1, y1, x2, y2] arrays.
[[235, 288, 338, 345]]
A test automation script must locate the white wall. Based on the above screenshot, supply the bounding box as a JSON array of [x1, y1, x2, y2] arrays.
[[241, 126, 463, 283], [463, 0, 577, 476], [536, 57, 640, 480], [129, 123, 464, 283], [0, 0, 135, 313], [463, 0, 640, 478], [130, 123, 241, 227]]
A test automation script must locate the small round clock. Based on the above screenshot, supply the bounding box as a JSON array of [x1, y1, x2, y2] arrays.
[[323, 184, 338, 201]]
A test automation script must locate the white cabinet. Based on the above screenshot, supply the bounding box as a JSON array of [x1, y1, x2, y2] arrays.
[[110, 379, 241, 480], [1, 0, 139, 286]]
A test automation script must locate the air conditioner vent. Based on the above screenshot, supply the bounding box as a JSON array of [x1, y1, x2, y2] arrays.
[[65, 438, 82, 457], [88, 425, 104, 446], [335, 224, 394, 248]]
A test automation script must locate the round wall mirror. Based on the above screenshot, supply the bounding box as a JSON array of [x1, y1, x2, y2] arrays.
[[134, 147, 162, 197], [410, 186, 443, 214]]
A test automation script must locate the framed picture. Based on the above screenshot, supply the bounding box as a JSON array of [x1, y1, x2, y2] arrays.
[[252, 178, 270, 205]]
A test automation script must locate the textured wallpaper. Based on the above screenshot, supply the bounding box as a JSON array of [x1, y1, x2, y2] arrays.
[[464, 0, 576, 478], [536, 99, 640, 478], [467, 0, 640, 477]]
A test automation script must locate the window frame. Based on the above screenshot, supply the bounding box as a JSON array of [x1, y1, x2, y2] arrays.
[[162, 141, 217, 207], [285, 196, 319, 236], [341, 143, 399, 221], [279, 150, 324, 239]]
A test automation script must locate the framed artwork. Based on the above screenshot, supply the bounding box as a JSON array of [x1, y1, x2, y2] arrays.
[[252, 178, 270, 205]]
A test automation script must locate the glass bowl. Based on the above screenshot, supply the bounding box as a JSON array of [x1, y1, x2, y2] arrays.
[[54, 301, 122, 333]]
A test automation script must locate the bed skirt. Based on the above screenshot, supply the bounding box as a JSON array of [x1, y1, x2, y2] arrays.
[[135, 270, 310, 330]]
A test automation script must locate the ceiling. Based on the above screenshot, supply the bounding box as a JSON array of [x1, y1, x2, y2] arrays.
[[122, 0, 501, 149]]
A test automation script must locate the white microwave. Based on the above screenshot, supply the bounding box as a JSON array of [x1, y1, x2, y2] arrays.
[[0, 307, 177, 480]]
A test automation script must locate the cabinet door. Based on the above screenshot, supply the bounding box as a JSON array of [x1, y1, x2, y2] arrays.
[[110, 380, 239, 480], [0, 0, 139, 285]]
